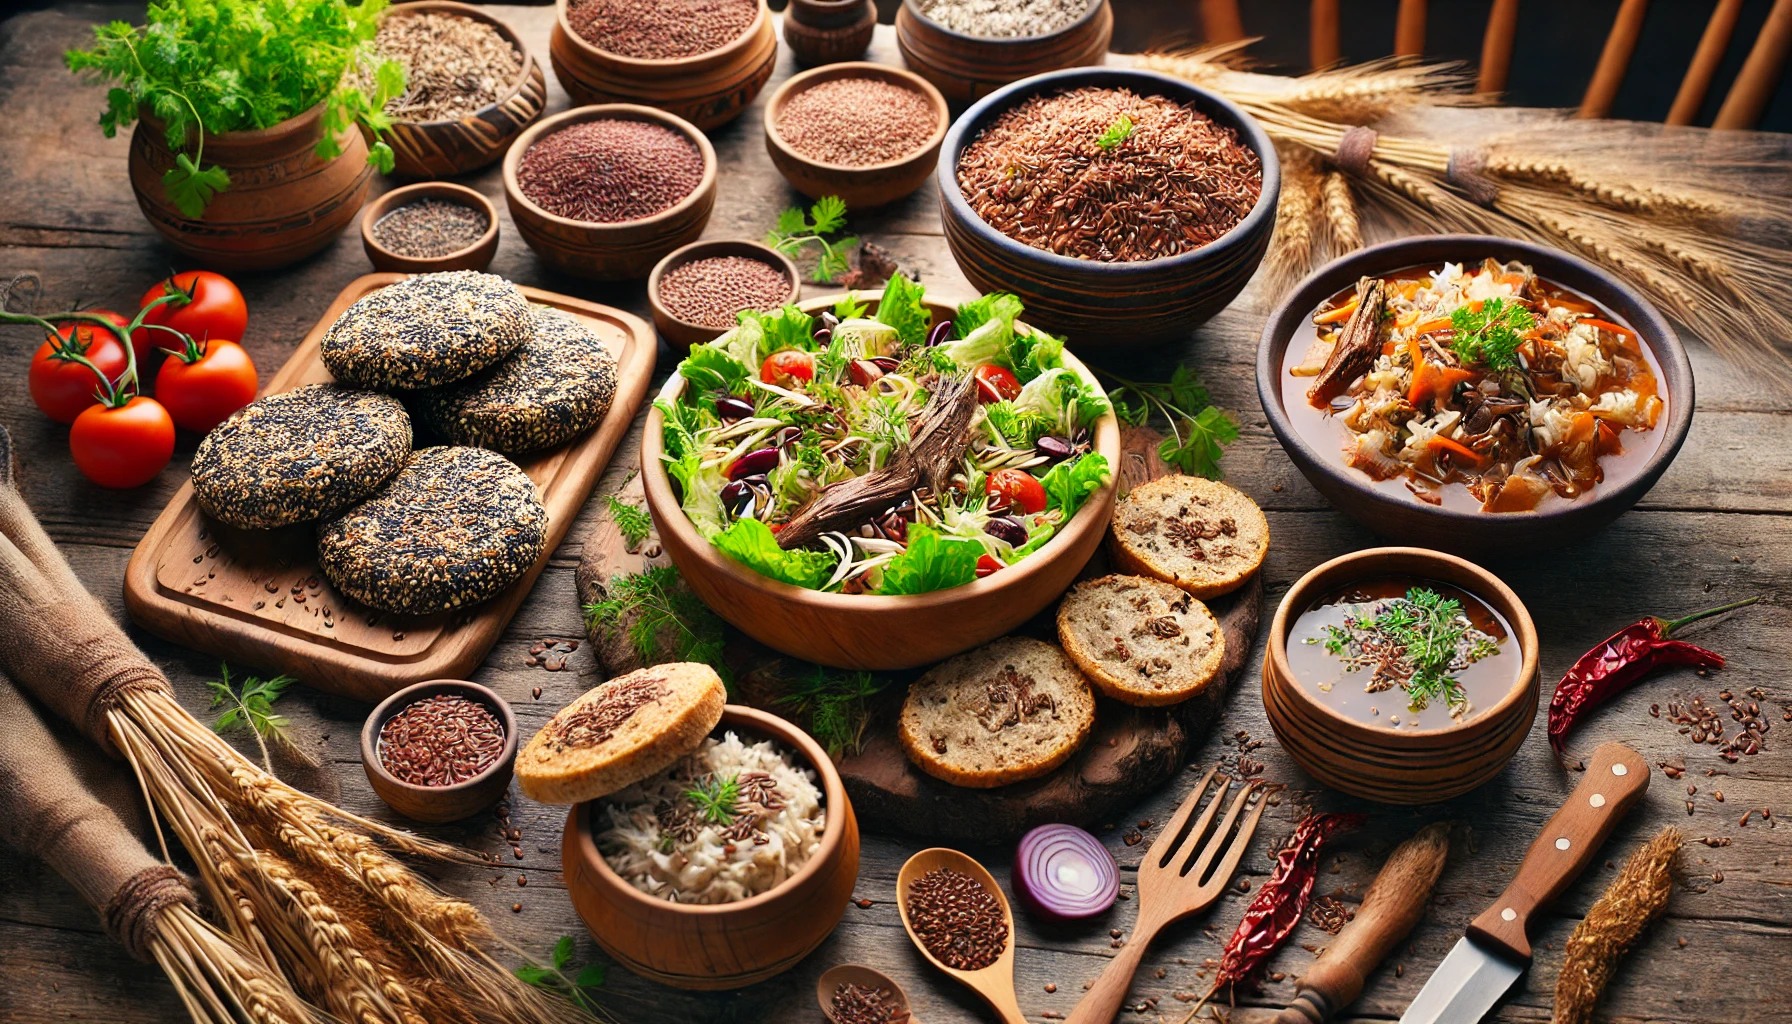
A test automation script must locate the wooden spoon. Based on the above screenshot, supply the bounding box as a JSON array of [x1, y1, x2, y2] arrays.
[[818, 964, 920, 1024], [896, 848, 1026, 1024]]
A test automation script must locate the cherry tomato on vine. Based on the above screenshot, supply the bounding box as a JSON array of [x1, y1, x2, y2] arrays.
[[69, 396, 175, 489], [975, 554, 1004, 579], [986, 468, 1047, 514], [29, 320, 128, 424], [760, 349, 815, 386], [973, 364, 1021, 403], [134, 271, 247, 362], [156, 338, 258, 433]]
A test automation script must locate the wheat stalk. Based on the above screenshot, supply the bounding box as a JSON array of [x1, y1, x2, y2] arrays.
[[1264, 145, 1324, 292], [1320, 171, 1362, 259]]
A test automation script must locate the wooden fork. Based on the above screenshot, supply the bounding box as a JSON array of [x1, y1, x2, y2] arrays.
[[1064, 768, 1269, 1024]]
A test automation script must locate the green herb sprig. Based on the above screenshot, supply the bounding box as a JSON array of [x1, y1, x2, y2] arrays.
[[605, 495, 652, 551], [206, 664, 312, 773], [1448, 297, 1536, 372], [767, 196, 857, 283], [773, 666, 889, 758], [1320, 587, 1496, 716], [684, 773, 743, 825], [1099, 365, 1239, 479], [65, 0, 405, 217], [514, 936, 606, 1016], [1095, 114, 1135, 150], [582, 566, 730, 687]]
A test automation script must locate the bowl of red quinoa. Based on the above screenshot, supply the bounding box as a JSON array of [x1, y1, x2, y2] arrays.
[[763, 62, 949, 209], [938, 67, 1280, 346], [648, 238, 802, 349], [549, 0, 778, 130], [360, 679, 518, 822], [360, 181, 500, 274], [503, 103, 717, 280]]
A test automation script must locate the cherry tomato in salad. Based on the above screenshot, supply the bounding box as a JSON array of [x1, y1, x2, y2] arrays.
[[975, 554, 1004, 578], [156, 338, 259, 433], [134, 271, 247, 362], [760, 349, 815, 386], [29, 319, 129, 424], [973, 364, 1021, 403], [69, 396, 175, 489], [986, 467, 1047, 514]]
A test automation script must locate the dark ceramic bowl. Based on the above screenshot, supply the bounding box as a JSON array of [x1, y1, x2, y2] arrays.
[[937, 67, 1279, 347], [1257, 235, 1695, 554], [360, 679, 517, 823]]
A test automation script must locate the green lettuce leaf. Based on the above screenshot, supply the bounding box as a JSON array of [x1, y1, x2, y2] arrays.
[[1007, 328, 1065, 383], [1015, 368, 1111, 435], [875, 523, 981, 596], [951, 293, 1024, 340], [669, 452, 729, 539], [713, 518, 837, 590], [982, 401, 1054, 448], [756, 305, 818, 355], [1039, 453, 1111, 518], [875, 273, 931, 349], [678, 346, 750, 396]]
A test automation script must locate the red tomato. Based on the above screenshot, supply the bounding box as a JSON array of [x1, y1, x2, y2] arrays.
[[156, 339, 259, 433], [973, 364, 1021, 403], [29, 321, 129, 424], [760, 349, 815, 386], [975, 554, 1004, 579], [135, 271, 248, 358], [69, 396, 175, 488], [986, 468, 1047, 514]]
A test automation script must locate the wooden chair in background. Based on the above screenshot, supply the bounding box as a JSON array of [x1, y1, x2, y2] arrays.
[[1195, 0, 1792, 128]]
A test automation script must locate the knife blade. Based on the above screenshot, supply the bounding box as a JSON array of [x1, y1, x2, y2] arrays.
[[1398, 741, 1650, 1024]]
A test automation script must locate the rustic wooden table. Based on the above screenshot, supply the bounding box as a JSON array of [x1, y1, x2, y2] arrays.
[[2, 7, 1788, 1024]]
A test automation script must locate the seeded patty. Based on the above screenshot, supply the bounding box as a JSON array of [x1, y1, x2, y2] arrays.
[[320, 271, 531, 390], [415, 306, 618, 454], [316, 446, 549, 615], [191, 384, 412, 530]]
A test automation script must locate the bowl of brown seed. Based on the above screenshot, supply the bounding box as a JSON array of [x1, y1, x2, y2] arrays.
[[764, 62, 949, 210], [647, 238, 801, 349], [361, 679, 518, 822], [360, 181, 501, 274]]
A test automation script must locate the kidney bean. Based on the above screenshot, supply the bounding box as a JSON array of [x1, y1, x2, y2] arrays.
[[871, 356, 901, 372], [1036, 435, 1073, 460], [813, 328, 831, 345], [879, 514, 908, 543], [927, 321, 953, 347], [728, 447, 780, 480], [848, 359, 886, 387], [984, 516, 1028, 547], [715, 396, 755, 420]]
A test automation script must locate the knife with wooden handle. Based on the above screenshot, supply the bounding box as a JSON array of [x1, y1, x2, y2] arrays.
[[1273, 822, 1452, 1024]]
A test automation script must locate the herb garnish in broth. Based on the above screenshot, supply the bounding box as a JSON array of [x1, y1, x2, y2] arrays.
[[1310, 587, 1499, 718]]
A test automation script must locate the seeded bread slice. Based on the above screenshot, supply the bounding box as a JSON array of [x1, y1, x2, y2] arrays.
[[517, 663, 725, 804], [1057, 574, 1225, 706], [898, 637, 1096, 790], [1108, 476, 1269, 599]]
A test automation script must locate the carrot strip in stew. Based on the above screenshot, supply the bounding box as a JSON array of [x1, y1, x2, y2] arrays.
[[1580, 317, 1636, 337], [1411, 318, 1455, 336], [1314, 298, 1358, 324], [1427, 434, 1488, 467]]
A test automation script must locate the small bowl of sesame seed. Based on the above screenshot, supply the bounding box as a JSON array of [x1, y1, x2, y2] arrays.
[[361, 181, 501, 274], [764, 62, 950, 210], [647, 239, 801, 349], [361, 679, 518, 823]]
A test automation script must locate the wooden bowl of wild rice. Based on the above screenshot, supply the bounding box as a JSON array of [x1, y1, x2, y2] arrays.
[[938, 67, 1280, 346]]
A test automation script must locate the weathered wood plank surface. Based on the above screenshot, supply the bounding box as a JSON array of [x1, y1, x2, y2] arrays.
[[1, 7, 1789, 1024]]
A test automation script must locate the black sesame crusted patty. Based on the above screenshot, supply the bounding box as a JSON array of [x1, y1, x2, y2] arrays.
[[191, 384, 412, 529], [320, 271, 531, 390], [316, 446, 549, 615], [415, 306, 619, 454]]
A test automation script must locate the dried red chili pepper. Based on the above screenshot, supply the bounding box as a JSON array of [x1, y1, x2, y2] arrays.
[[1185, 812, 1365, 1018], [1547, 596, 1758, 764]]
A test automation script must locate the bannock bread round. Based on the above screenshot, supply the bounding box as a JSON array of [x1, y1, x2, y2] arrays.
[[1057, 574, 1225, 706], [320, 270, 530, 390], [517, 663, 727, 804], [1108, 476, 1268, 599], [898, 637, 1096, 789]]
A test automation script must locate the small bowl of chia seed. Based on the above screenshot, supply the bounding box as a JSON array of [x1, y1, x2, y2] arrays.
[[361, 181, 501, 274]]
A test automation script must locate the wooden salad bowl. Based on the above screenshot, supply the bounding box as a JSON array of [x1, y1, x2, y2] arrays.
[[1261, 547, 1541, 804], [764, 62, 949, 209], [562, 706, 859, 989], [647, 238, 801, 350], [640, 289, 1122, 670], [783, 0, 877, 66], [502, 104, 717, 281], [548, 0, 777, 130], [894, 0, 1112, 103], [937, 67, 1280, 347], [1256, 234, 1695, 554], [359, 679, 517, 822], [376, 0, 548, 179], [359, 180, 499, 274]]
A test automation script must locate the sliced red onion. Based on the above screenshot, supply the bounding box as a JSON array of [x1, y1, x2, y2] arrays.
[[1014, 824, 1118, 922]]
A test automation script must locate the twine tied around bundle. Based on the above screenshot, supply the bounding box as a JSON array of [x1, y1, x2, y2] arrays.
[[101, 865, 196, 962], [1333, 125, 1379, 176]]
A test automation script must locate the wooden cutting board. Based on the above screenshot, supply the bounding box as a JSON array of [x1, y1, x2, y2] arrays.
[[125, 273, 656, 702]]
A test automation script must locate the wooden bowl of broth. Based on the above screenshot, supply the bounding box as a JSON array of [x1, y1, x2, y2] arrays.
[[1262, 547, 1539, 804]]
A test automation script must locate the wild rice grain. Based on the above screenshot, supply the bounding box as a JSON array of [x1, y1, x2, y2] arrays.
[[373, 11, 523, 122], [918, 0, 1091, 38], [659, 256, 792, 327], [371, 199, 489, 258], [566, 0, 756, 60], [775, 78, 938, 167], [518, 120, 704, 223]]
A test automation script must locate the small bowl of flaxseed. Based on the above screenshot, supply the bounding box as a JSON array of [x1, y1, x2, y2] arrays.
[[361, 181, 501, 274], [361, 679, 518, 822]]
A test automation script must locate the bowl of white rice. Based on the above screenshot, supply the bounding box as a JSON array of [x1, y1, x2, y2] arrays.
[[562, 705, 860, 989]]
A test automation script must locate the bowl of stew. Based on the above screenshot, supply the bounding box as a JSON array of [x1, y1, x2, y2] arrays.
[[1262, 546, 1540, 803], [1257, 235, 1693, 553]]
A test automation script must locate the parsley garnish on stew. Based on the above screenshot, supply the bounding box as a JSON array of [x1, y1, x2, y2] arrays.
[[1447, 297, 1535, 372]]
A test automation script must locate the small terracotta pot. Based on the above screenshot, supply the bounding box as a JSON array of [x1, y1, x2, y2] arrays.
[[1261, 547, 1540, 804], [563, 706, 860, 989], [783, 0, 876, 65], [360, 181, 500, 274], [548, 0, 777, 130], [130, 102, 371, 272], [764, 62, 948, 209], [361, 680, 518, 823], [647, 238, 801, 350], [503, 104, 717, 281], [377, 0, 548, 179], [895, 0, 1112, 102]]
